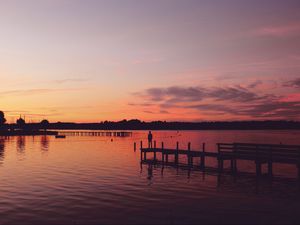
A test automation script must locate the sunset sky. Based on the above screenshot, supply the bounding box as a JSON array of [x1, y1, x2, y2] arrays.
[[1, 0, 300, 122]]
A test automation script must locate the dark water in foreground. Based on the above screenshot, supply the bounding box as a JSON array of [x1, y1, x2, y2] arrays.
[[0, 130, 300, 224]]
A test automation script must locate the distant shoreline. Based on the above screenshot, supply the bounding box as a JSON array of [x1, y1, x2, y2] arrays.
[[1, 120, 300, 131]]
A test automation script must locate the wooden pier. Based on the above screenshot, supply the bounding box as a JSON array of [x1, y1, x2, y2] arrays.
[[138, 141, 300, 180], [58, 131, 132, 137]]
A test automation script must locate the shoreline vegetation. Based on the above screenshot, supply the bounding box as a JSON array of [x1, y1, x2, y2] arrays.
[[1, 112, 300, 136], [1, 119, 300, 133]]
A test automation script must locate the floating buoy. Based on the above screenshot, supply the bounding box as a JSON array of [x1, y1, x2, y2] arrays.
[[55, 135, 66, 139]]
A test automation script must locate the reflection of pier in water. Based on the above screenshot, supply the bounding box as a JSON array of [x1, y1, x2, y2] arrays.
[[58, 131, 132, 137], [41, 135, 49, 151], [17, 136, 26, 152], [140, 160, 300, 197]]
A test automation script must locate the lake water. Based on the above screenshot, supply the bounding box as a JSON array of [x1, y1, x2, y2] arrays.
[[0, 130, 300, 224]]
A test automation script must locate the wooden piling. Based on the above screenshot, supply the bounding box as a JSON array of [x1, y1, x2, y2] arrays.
[[218, 159, 224, 173], [268, 161, 273, 177], [231, 159, 234, 173], [161, 142, 165, 162], [256, 161, 262, 176], [298, 164, 300, 181], [140, 141, 143, 161], [188, 142, 191, 166], [217, 144, 222, 172], [200, 143, 205, 169], [154, 141, 157, 161], [134, 142, 136, 151], [298, 148, 300, 181], [268, 148, 273, 177], [233, 144, 237, 174], [175, 142, 179, 164]]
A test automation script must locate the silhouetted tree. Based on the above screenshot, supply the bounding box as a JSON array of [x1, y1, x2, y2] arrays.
[[16, 117, 26, 129], [40, 119, 49, 131], [0, 111, 6, 131], [0, 111, 6, 126]]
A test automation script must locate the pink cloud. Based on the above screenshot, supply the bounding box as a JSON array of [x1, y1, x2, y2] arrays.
[[254, 22, 300, 37], [280, 93, 300, 102], [131, 83, 300, 120], [131, 57, 164, 65]]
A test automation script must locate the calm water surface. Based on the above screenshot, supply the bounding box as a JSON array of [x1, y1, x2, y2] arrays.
[[0, 130, 300, 224]]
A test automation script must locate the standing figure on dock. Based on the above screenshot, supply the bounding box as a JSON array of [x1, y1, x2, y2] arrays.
[[148, 131, 153, 148]]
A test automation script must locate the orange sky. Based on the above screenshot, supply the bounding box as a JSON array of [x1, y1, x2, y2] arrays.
[[1, 0, 300, 122]]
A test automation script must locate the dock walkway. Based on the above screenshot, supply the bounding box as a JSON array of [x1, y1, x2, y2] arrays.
[[137, 141, 300, 180]]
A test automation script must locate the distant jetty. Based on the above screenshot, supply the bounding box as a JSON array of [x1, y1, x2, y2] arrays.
[[0, 130, 132, 137], [57, 131, 132, 137], [0, 130, 58, 136]]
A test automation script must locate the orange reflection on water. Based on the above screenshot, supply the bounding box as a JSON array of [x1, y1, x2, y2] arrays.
[[0, 130, 299, 224]]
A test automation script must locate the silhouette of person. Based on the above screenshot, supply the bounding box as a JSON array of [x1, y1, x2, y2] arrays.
[[148, 131, 153, 148]]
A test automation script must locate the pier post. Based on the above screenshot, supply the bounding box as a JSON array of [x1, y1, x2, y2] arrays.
[[200, 143, 205, 169], [298, 149, 300, 181], [165, 142, 169, 163], [188, 142, 191, 166], [256, 161, 262, 176], [217, 144, 224, 173], [144, 148, 147, 161], [218, 160, 224, 173], [268, 149, 273, 177], [175, 142, 179, 164], [154, 141, 157, 161], [233, 144, 237, 174], [298, 164, 300, 181], [255, 145, 261, 176], [231, 159, 234, 173], [161, 142, 165, 162], [140, 141, 143, 161], [134, 142, 136, 151], [268, 161, 273, 177]]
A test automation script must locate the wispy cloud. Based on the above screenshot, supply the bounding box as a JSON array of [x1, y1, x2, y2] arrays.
[[131, 57, 164, 65], [247, 80, 263, 89], [131, 83, 300, 120], [143, 110, 170, 114], [253, 22, 300, 37], [54, 78, 89, 84], [4, 110, 30, 114], [0, 88, 82, 97], [3, 110, 63, 121], [0, 89, 56, 96], [285, 77, 300, 88], [243, 101, 300, 119], [134, 85, 266, 104]]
